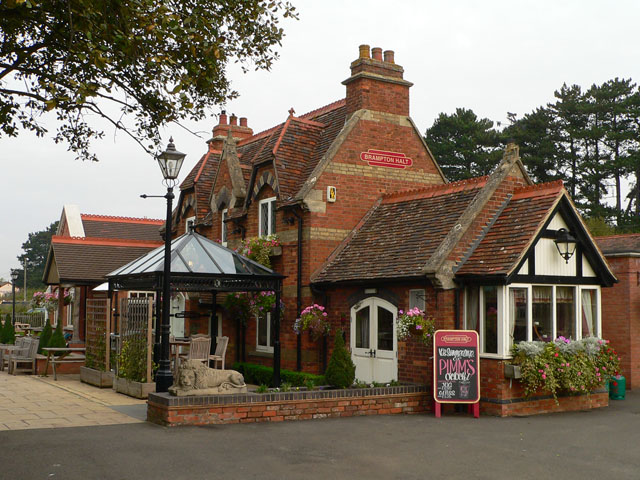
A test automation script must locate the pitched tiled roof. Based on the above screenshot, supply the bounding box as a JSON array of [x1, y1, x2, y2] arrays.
[[313, 180, 486, 283], [595, 233, 640, 255], [80, 214, 163, 242], [49, 237, 162, 284], [456, 182, 564, 276]]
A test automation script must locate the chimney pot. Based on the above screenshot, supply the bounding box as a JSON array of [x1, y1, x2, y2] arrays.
[[240, 117, 248, 127], [372, 47, 383, 61], [219, 111, 228, 125], [230, 114, 238, 126], [383, 50, 395, 63], [358, 44, 371, 59]]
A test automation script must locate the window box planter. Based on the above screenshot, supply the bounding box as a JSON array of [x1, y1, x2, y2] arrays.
[[504, 364, 522, 379], [80, 366, 113, 388], [269, 246, 282, 257], [113, 376, 156, 399]]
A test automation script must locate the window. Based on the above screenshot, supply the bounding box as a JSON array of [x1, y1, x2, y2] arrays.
[[185, 216, 196, 233], [221, 208, 228, 246], [128, 291, 155, 300], [556, 286, 576, 339], [509, 288, 528, 345], [259, 197, 276, 237], [581, 289, 598, 338], [532, 286, 552, 342], [409, 289, 426, 312], [464, 286, 500, 355], [256, 312, 274, 352]]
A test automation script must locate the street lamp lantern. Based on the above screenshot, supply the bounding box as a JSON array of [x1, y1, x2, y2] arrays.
[[155, 138, 186, 393], [157, 137, 186, 183], [10, 269, 19, 326], [554, 228, 577, 264]]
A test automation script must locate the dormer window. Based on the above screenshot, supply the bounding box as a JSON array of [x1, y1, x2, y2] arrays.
[[259, 197, 276, 237], [185, 216, 196, 233]]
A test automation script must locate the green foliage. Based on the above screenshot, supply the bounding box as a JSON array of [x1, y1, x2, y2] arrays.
[[37, 319, 52, 354], [0, 1, 297, 161], [16, 222, 58, 289], [0, 315, 16, 344], [85, 325, 107, 371], [236, 235, 280, 268], [232, 362, 325, 387], [584, 217, 617, 237], [256, 384, 269, 394], [117, 338, 149, 383], [511, 338, 621, 402], [48, 322, 66, 353], [223, 292, 252, 327], [425, 107, 504, 181], [324, 331, 355, 389]]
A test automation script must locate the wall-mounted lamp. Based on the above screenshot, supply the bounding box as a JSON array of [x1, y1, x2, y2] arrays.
[[554, 228, 577, 264]]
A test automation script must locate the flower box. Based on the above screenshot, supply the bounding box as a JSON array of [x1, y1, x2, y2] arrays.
[[269, 246, 282, 257], [80, 366, 113, 388], [113, 377, 156, 399], [504, 364, 522, 379]]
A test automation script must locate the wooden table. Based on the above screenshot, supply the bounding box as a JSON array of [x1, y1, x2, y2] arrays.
[[23, 326, 43, 336], [41, 347, 86, 380], [169, 339, 190, 373]]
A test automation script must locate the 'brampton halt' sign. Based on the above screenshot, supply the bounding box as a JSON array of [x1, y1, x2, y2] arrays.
[[433, 330, 480, 404], [360, 149, 413, 169]]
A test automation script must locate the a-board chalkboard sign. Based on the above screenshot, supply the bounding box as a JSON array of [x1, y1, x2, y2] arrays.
[[433, 330, 480, 404]]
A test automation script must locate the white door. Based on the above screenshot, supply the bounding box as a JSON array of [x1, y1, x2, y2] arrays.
[[350, 298, 397, 383], [170, 293, 186, 337]]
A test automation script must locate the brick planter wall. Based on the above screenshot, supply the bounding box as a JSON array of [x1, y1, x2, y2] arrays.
[[147, 385, 430, 426]]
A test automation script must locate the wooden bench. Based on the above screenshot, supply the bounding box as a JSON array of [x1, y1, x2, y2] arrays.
[[41, 347, 86, 380]]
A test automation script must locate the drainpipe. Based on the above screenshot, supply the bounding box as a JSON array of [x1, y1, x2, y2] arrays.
[[292, 209, 303, 371]]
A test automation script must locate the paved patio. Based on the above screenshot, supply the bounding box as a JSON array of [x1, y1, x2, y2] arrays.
[[0, 371, 146, 430]]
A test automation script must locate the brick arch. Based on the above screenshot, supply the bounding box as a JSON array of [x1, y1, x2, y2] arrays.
[[348, 289, 399, 309], [252, 171, 278, 200]]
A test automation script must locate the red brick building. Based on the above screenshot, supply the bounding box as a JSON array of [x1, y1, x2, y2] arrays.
[[595, 234, 640, 389], [169, 45, 616, 415], [43, 205, 164, 340]]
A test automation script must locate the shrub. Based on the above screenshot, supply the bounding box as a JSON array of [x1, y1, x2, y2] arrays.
[[0, 315, 16, 345], [325, 331, 355, 389], [38, 319, 53, 354], [117, 337, 149, 382], [48, 322, 67, 353], [232, 362, 325, 387]]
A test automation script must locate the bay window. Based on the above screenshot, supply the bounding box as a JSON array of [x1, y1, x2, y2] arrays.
[[465, 284, 601, 357]]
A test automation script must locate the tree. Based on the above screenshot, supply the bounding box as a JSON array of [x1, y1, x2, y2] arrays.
[[324, 331, 355, 389], [425, 108, 503, 181], [0, 0, 297, 161], [17, 221, 58, 289]]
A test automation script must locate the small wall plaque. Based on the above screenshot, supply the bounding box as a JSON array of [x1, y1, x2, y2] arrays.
[[327, 186, 337, 203]]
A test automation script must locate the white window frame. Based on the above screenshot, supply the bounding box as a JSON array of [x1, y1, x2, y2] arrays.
[[221, 208, 228, 246], [258, 197, 276, 237], [256, 312, 273, 353], [185, 216, 196, 233], [468, 283, 603, 358], [128, 291, 156, 300]]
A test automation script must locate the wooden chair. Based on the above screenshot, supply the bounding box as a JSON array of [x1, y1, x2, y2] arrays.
[[9, 337, 40, 375], [0, 337, 27, 372], [209, 336, 229, 370], [178, 336, 211, 369]]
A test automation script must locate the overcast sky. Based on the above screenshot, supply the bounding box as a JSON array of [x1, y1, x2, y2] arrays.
[[2, 0, 640, 280]]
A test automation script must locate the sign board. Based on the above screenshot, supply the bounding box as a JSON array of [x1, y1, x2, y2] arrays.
[[360, 149, 413, 169], [433, 330, 480, 404]]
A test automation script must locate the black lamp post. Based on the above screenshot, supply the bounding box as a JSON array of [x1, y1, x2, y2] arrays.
[[554, 228, 577, 264], [10, 269, 19, 326], [155, 137, 186, 393]]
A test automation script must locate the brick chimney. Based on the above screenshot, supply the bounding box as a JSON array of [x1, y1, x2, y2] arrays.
[[208, 111, 253, 151], [342, 45, 413, 119]]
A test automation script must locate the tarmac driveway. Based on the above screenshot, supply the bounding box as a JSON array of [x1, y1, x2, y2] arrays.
[[0, 385, 638, 480]]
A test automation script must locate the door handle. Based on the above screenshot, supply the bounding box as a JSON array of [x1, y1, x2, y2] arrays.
[[367, 349, 376, 358]]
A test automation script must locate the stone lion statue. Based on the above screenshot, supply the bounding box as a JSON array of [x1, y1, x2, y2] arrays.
[[169, 360, 247, 396]]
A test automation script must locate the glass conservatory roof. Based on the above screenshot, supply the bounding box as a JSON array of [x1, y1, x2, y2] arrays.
[[107, 230, 277, 279]]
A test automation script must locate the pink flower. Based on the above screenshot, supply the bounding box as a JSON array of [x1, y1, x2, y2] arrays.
[[542, 374, 547, 379], [554, 353, 559, 357], [577, 372, 582, 376]]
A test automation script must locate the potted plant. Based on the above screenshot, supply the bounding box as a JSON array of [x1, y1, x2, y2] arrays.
[[80, 325, 112, 387], [396, 308, 435, 345], [293, 304, 331, 340], [235, 235, 280, 268], [114, 337, 155, 398]]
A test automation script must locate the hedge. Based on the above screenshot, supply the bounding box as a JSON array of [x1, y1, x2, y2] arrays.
[[232, 362, 326, 387]]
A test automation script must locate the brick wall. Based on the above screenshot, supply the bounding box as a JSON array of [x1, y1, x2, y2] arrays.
[[148, 386, 430, 426], [601, 256, 639, 389]]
